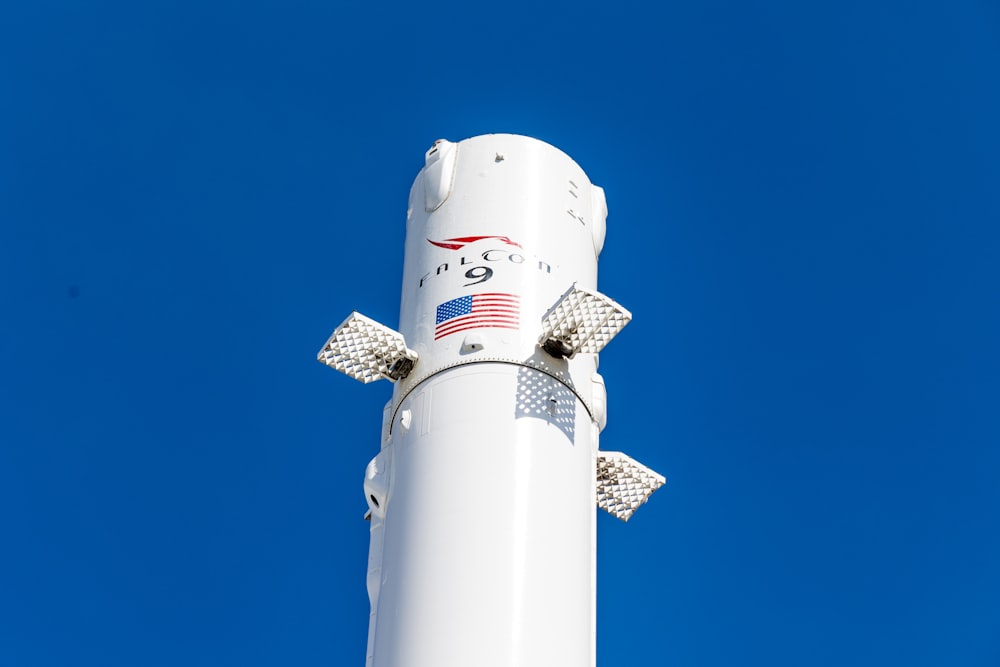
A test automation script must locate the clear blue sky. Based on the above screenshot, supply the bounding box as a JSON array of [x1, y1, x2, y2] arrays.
[[2, 2, 998, 665]]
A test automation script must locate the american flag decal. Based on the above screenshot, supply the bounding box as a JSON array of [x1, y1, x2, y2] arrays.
[[435, 293, 520, 340]]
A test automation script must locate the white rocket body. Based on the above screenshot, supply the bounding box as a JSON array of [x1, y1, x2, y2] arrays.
[[319, 134, 663, 667]]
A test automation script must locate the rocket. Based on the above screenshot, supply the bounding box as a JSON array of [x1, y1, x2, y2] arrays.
[[318, 134, 664, 667]]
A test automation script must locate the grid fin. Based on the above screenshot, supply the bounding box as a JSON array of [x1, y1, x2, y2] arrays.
[[596, 451, 665, 522], [317, 312, 418, 384], [539, 285, 631, 357]]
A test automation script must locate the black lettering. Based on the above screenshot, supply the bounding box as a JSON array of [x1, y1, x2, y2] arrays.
[[464, 266, 494, 286]]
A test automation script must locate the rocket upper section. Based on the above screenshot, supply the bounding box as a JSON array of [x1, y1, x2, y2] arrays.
[[391, 134, 614, 420], [315, 133, 666, 531], [318, 134, 635, 434]]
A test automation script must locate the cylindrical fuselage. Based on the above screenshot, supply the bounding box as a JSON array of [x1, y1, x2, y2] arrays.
[[365, 135, 609, 667]]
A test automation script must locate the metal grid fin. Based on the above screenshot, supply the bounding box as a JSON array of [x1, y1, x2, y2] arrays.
[[539, 285, 632, 357], [596, 451, 665, 522], [317, 312, 418, 384]]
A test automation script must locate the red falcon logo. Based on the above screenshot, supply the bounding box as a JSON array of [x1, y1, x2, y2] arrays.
[[427, 235, 523, 250]]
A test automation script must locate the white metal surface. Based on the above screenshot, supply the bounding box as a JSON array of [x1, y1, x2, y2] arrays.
[[317, 134, 664, 667], [368, 364, 596, 666]]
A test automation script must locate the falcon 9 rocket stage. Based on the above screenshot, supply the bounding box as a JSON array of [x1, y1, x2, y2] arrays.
[[318, 134, 664, 667]]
